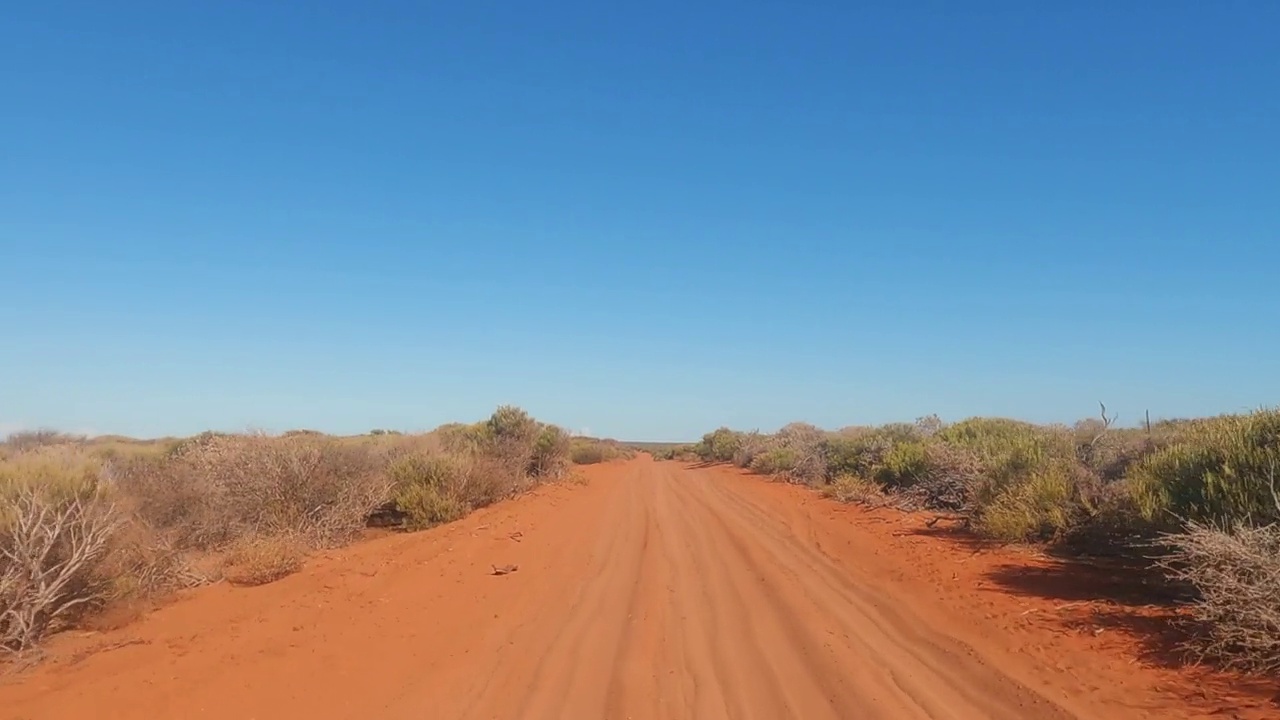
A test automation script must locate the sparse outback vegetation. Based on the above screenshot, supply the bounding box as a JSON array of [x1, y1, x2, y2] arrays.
[[685, 407, 1280, 673], [569, 437, 635, 465], [0, 406, 577, 654]]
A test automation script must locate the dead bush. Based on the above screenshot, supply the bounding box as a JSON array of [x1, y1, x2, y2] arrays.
[[99, 519, 210, 599], [1, 488, 119, 652], [110, 453, 230, 550], [119, 434, 391, 550], [2, 430, 86, 454], [737, 427, 823, 482], [731, 431, 769, 468], [1163, 520, 1280, 672], [461, 453, 525, 507], [896, 443, 981, 512], [773, 423, 828, 483]]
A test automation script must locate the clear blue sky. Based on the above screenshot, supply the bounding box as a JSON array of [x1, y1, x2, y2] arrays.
[[2, 2, 1277, 440]]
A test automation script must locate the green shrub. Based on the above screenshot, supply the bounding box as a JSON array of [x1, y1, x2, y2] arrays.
[[938, 418, 1070, 487], [530, 425, 571, 477], [388, 453, 465, 492], [696, 428, 743, 463], [824, 432, 891, 479], [874, 441, 930, 489], [438, 422, 491, 455], [749, 447, 798, 475], [571, 443, 608, 465], [1129, 410, 1280, 528], [486, 405, 539, 445], [875, 422, 924, 444], [393, 482, 468, 530], [387, 452, 478, 529], [974, 462, 1079, 542]]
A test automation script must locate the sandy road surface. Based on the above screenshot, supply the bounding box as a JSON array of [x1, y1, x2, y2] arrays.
[[0, 457, 1236, 719]]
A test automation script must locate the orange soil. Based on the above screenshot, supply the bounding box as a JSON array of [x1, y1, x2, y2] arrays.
[[1, 457, 1276, 719]]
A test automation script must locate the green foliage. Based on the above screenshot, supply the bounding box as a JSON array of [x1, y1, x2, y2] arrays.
[[571, 444, 608, 464], [438, 422, 491, 455], [486, 405, 538, 444], [749, 447, 798, 475], [1129, 410, 1280, 528], [874, 441, 930, 488], [530, 425, 571, 476], [698, 412, 1159, 544], [938, 418, 1066, 486], [974, 462, 1079, 542], [388, 453, 465, 493], [389, 407, 572, 527], [874, 422, 923, 444], [393, 482, 468, 530], [696, 427, 743, 463], [824, 433, 889, 479]]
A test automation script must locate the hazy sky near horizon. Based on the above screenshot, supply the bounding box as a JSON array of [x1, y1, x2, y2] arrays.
[[3, 2, 1277, 440]]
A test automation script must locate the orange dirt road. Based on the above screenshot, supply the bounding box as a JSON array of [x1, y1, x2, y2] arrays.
[[0, 457, 1254, 719]]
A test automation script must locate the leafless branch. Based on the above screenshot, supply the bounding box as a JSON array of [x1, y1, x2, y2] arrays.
[[1087, 402, 1116, 451], [1, 488, 119, 652]]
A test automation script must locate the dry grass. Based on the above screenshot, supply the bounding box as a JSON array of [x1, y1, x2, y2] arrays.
[[822, 475, 888, 506], [222, 536, 306, 587]]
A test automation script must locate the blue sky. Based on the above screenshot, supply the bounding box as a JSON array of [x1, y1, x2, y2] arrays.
[[2, 2, 1277, 440]]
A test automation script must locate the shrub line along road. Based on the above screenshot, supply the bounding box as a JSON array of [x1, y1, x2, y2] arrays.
[[0, 457, 1199, 719]]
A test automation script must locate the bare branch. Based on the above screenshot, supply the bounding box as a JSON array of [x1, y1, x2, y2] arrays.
[[1087, 401, 1117, 451], [1, 488, 119, 652]]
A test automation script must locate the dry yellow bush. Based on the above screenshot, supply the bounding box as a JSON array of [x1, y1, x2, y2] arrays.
[[222, 536, 305, 587]]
